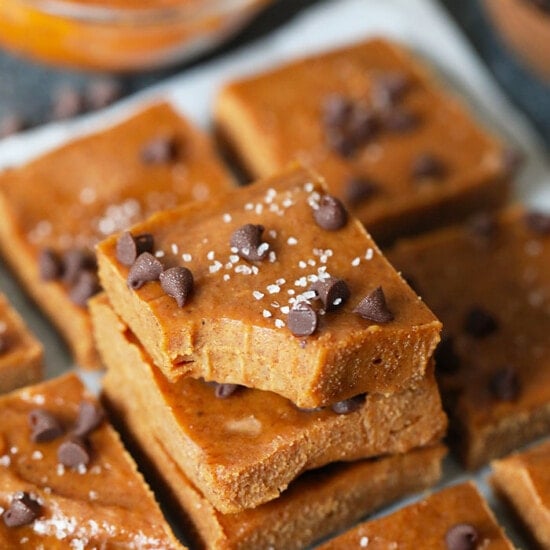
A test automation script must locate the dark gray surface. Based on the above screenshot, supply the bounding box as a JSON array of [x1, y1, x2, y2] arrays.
[[442, 0, 550, 149]]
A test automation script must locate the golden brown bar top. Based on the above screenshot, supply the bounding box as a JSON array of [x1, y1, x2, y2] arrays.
[[388, 206, 550, 468], [317, 482, 513, 549], [216, 37, 512, 244], [0, 373, 183, 549], [0, 101, 234, 368], [96, 164, 442, 408]]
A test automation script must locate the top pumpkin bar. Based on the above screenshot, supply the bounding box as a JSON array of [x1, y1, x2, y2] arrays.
[[215, 38, 514, 244], [96, 164, 441, 407], [0, 101, 234, 368]]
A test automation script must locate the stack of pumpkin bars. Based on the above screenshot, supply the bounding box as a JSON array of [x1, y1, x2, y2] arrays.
[[91, 163, 448, 550]]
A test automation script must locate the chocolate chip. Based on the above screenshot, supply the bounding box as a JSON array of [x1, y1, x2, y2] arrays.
[[28, 409, 64, 443], [116, 231, 154, 266], [354, 286, 394, 323], [86, 79, 122, 110], [344, 176, 380, 205], [490, 366, 520, 401], [467, 211, 497, 240], [434, 335, 461, 374], [323, 95, 352, 127], [310, 277, 350, 311], [73, 401, 103, 438], [69, 270, 101, 306], [58, 437, 90, 469], [62, 249, 96, 286], [383, 109, 420, 133], [3, 492, 41, 527], [445, 523, 479, 550], [160, 267, 194, 307], [230, 224, 269, 261], [323, 96, 378, 157], [52, 86, 84, 120], [0, 113, 25, 139], [463, 307, 498, 338], [411, 152, 447, 180], [372, 72, 411, 110], [214, 383, 240, 398], [331, 394, 365, 414], [313, 195, 348, 231], [524, 211, 550, 236], [141, 135, 179, 164], [39, 248, 63, 281], [502, 146, 524, 177], [127, 252, 163, 290], [288, 302, 318, 337]]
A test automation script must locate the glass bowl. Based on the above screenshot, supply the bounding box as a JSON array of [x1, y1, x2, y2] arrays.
[[0, 0, 273, 71]]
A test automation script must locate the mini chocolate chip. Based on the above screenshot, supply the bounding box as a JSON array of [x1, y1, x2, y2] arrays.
[[160, 267, 194, 307], [383, 109, 420, 133], [127, 252, 163, 290], [344, 176, 380, 205], [52, 86, 84, 120], [3, 492, 41, 527], [348, 106, 378, 144], [58, 437, 90, 469], [490, 366, 520, 401], [214, 383, 240, 398], [434, 335, 461, 374], [28, 409, 64, 443], [230, 224, 269, 261], [39, 248, 63, 281], [323, 95, 352, 127], [288, 302, 318, 337], [62, 249, 96, 285], [86, 79, 122, 110], [141, 135, 179, 164], [0, 113, 25, 139], [73, 401, 103, 438], [354, 286, 394, 323], [331, 394, 365, 414], [69, 270, 101, 307], [313, 195, 348, 231], [323, 97, 378, 157], [372, 72, 411, 110], [310, 277, 350, 311], [445, 523, 479, 550], [467, 212, 497, 240], [116, 231, 154, 266], [411, 152, 447, 180], [524, 211, 550, 235], [463, 307, 498, 338]]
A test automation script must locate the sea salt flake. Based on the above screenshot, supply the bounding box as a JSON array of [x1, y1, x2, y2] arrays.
[[351, 257, 361, 266], [365, 248, 374, 260], [287, 237, 298, 245], [267, 284, 280, 294], [275, 319, 285, 328], [253, 291, 264, 300], [262, 310, 272, 318], [222, 213, 232, 223]]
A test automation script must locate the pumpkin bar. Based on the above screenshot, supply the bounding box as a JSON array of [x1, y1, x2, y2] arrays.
[[91, 293, 446, 513], [317, 481, 514, 549], [215, 38, 514, 245], [0, 292, 42, 394], [0, 373, 184, 549], [102, 350, 446, 550], [388, 206, 550, 469], [492, 439, 550, 549], [0, 101, 234, 368], [96, 164, 442, 407]]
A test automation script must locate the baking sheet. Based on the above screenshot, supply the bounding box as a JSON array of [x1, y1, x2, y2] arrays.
[[0, 0, 549, 547]]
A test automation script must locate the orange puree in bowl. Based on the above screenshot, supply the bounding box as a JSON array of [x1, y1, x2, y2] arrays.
[[0, 0, 270, 71]]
